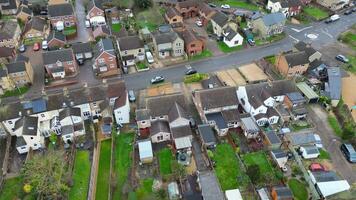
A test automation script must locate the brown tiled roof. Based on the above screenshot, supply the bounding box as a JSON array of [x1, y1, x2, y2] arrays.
[[166, 7, 181, 19], [23, 16, 46, 35], [118, 36, 144, 51], [176, 0, 199, 8], [0, 47, 15, 58], [195, 86, 238, 110], [199, 3, 215, 16], [168, 102, 189, 123], [181, 29, 200, 45], [150, 120, 170, 135], [106, 81, 126, 99], [171, 125, 192, 139]]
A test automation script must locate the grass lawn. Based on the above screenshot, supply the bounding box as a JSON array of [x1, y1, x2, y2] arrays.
[[288, 179, 308, 200], [95, 139, 112, 200], [111, 23, 122, 32], [23, 37, 43, 45], [264, 55, 276, 65], [319, 149, 331, 160], [136, 6, 164, 31], [213, 143, 248, 190], [215, 0, 260, 10], [63, 26, 77, 36], [327, 115, 343, 137], [218, 41, 244, 53], [1, 86, 30, 98], [69, 151, 91, 200], [291, 121, 311, 132], [112, 133, 135, 200], [136, 62, 148, 70], [338, 29, 356, 51], [0, 177, 34, 200], [303, 6, 329, 20], [135, 178, 154, 200], [189, 50, 213, 61], [242, 151, 277, 182], [0, 15, 15, 21], [184, 73, 208, 83], [158, 148, 173, 175], [342, 55, 356, 74]]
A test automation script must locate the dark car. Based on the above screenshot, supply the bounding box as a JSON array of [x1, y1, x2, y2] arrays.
[[151, 76, 165, 84], [325, 19, 333, 23], [77, 58, 84, 65], [344, 10, 353, 15], [185, 68, 197, 75], [208, 3, 217, 7], [340, 144, 356, 163], [335, 54, 349, 63], [352, 7, 356, 12], [247, 39, 255, 46]]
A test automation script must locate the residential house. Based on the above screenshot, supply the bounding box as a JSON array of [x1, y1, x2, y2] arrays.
[[5, 59, 33, 87], [86, 0, 106, 26], [0, 20, 21, 48], [175, 0, 199, 18], [0, 47, 15, 64], [180, 29, 205, 56], [316, 0, 349, 11], [0, 0, 19, 15], [275, 51, 310, 77], [47, 31, 66, 50], [308, 171, 350, 198], [287, 132, 323, 147], [199, 3, 216, 26], [42, 48, 78, 79], [271, 186, 293, 200], [222, 26, 244, 48], [197, 124, 217, 149], [325, 67, 341, 107], [108, 81, 130, 125], [93, 38, 119, 76], [13, 116, 42, 154], [150, 120, 171, 143], [59, 107, 85, 143], [236, 80, 296, 126], [271, 149, 288, 169], [251, 12, 286, 38], [266, 0, 302, 17], [165, 7, 183, 25], [138, 139, 153, 164], [152, 31, 185, 59], [48, 3, 76, 28], [93, 25, 110, 39], [284, 92, 306, 109], [72, 42, 93, 61], [210, 11, 238, 38], [293, 41, 322, 63], [117, 35, 145, 67], [16, 5, 33, 22], [22, 16, 49, 42], [0, 68, 12, 94], [193, 86, 240, 136]]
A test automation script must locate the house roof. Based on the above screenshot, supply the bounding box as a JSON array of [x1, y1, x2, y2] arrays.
[[206, 112, 227, 130], [171, 125, 192, 139], [0, 20, 18, 40], [146, 93, 187, 117], [261, 12, 286, 26], [241, 117, 259, 132], [48, 3, 74, 17], [154, 31, 180, 45], [271, 149, 287, 159], [118, 36, 144, 51], [22, 98, 47, 114], [95, 38, 115, 58], [273, 186, 293, 198], [94, 25, 110, 36], [47, 31, 66, 42], [288, 132, 317, 145], [296, 82, 319, 100], [309, 171, 350, 197], [107, 81, 126, 99], [18, 5, 33, 15], [280, 0, 302, 8], [198, 171, 224, 200], [301, 145, 319, 154], [294, 41, 317, 57], [284, 51, 309, 67], [0, 47, 14, 58], [326, 67, 341, 100], [168, 102, 189, 123], [150, 120, 170, 135], [0, 68, 7, 78], [114, 91, 127, 109], [195, 86, 238, 110], [176, 0, 199, 8], [16, 136, 27, 147], [198, 124, 217, 145], [43, 48, 74, 65], [201, 74, 224, 89], [223, 26, 238, 41], [5, 61, 26, 74], [59, 107, 81, 121], [265, 130, 281, 145], [15, 116, 38, 136], [15, 54, 29, 63], [23, 16, 46, 34], [221, 109, 240, 122], [286, 92, 305, 104], [166, 7, 180, 19], [180, 29, 201, 45], [174, 137, 192, 149], [135, 109, 150, 121], [72, 42, 92, 54], [199, 3, 215, 16], [211, 11, 228, 27], [138, 139, 153, 160], [1, 0, 17, 10], [87, 0, 104, 11]]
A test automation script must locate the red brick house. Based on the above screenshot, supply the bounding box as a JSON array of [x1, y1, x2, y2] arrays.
[[47, 31, 66, 50], [48, 3, 76, 28], [42, 48, 78, 79], [281, 0, 302, 16], [93, 38, 119, 77], [199, 3, 216, 26], [175, 0, 199, 18], [181, 29, 205, 56], [165, 7, 183, 25], [86, 0, 105, 19]]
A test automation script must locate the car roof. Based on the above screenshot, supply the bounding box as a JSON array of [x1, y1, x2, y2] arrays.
[[344, 144, 356, 153]]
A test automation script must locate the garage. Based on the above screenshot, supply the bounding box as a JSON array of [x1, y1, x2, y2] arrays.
[[296, 82, 319, 103]]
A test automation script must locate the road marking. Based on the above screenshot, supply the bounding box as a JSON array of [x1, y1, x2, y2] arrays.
[[291, 26, 313, 33], [289, 35, 299, 42], [322, 29, 333, 38]]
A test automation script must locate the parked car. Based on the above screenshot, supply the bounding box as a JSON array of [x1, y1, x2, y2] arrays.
[[77, 58, 84, 65], [344, 10, 353, 15], [128, 90, 136, 102], [146, 51, 154, 64], [325, 14, 340, 23], [221, 4, 230, 9], [352, 7, 356, 12], [85, 20, 91, 28], [335, 54, 349, 63], [208, 3, 217, 7], [151, 76, 165, 84], [309, 163, 326, 171], [247, 39, 255, 46], [195, 20, 203, 27], [33, 42, 40, 51], [18, 44, 26, 53], [185, 65, 197, 75], [340, 144, 356, 163], [42, 40, 48, 50]]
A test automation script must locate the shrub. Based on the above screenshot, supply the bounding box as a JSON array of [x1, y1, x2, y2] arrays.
[[183, 73, 208, 83]]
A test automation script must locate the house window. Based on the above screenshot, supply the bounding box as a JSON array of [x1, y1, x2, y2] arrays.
[[124, 50, 128, 55], [34, 144, 37, 146], [98, 58, 105, 63], [173, 19, 177, 22], [30, 137, 33, 139], [21, 146, 26, 149], [138, 49, 142, 53], [141, 121, 146, 124], [234, 40, 239, 44], [240, 98, 245, 105], [67, 61, 73, 65], [109, 57, 113, 61], [41, 114, 45, 118], [159, 116, 164, 119], [157, 135, 163, 141], [191, 44, 196, 48], [8, 121, 12, 124], [117, 111, 121, 114], [118, 117, 122, 121], [97, 12, 102, 15]]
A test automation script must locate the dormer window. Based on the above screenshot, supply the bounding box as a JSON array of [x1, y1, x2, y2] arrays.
[[56, 60, 62, 67]]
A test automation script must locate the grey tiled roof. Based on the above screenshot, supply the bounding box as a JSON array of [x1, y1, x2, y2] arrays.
[[195, 86, 238, 110], [48, 3, 74, 17], [42, 49, 74, 65], [211, 11, 228, 27], [118, 36, 144, 51], [5, 61, 26, 74], [261, 12, 286, 26]]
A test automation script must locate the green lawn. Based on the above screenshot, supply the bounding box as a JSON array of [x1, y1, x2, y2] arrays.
[[135, 178, 154, 200], [291, 121, 311, 132], [288, 179, 308, 200], [189, 50, 213, 61], [23, 37, 43, 45], [137, 62, 148, 70], [1, 86, 30, 98], [242, 151, 278, 183], [213, 143, 248, 191], [136, 6, 164, 31], [184, 73, 208, 83], [215, 0, 260, 10], [63, 26, 77, 36], [0, 177, 34, 200], [95, 139, 112, 200], [319, 149, 331, 160], [69, 151, 91, 200], [158, 148, 173, 175], [342, 55, 356, 74], [303, 6, 329, 20], [264, 55, 276, 65], [218, 41, 244, 53], [112, 133, 135, 200], [327, 115, 343, 137], [338, 30, 356, 51], [111, 23, 122, 32]]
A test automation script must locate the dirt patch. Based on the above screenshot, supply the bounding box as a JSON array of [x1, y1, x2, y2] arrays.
[[342, 73, 356, 121], [238, 63, 269, 83], [146, 83, 176, 97], [216, 71, 237, 86]]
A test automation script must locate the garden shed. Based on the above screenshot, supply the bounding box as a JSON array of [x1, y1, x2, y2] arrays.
[[138, 139, 153, 164]]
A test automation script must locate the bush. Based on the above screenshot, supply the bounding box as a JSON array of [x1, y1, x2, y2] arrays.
[[183, 73, 208, 83]]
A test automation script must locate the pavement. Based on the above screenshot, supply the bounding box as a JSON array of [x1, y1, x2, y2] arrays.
[[307, 105, 356, 184]]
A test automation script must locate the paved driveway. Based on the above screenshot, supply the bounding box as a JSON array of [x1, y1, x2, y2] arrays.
[[23, 48, 45, 99], [73, 0, 92, 43], [308, 105, 356, 184]]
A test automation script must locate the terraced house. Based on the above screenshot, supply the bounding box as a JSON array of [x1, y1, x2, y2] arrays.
[[0, 20, 21, 48]]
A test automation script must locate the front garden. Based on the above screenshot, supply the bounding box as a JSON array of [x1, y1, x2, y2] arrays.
[[214, 0, 260, 10], [184, 73, 208, 84], [303, 6, 329, 20], [189, 50, 213, 61], [111, 23, 122, 33], [218, 41, 245, 53], [1, 86, 30, 98], [63, 26, 77, 36]]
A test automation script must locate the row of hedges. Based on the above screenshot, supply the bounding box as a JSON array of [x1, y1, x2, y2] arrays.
[[332, 99, 356, 140]]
